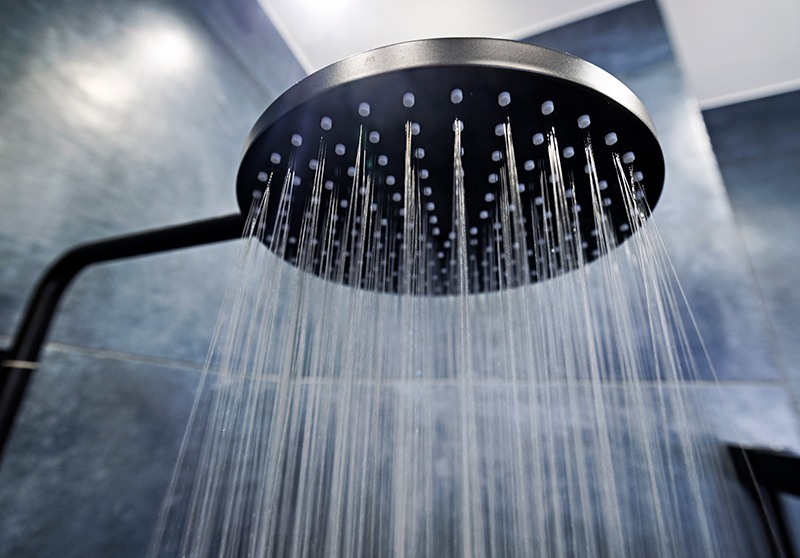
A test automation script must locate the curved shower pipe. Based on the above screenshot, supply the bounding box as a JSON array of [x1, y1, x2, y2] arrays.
[[0, 212, 246, 458]]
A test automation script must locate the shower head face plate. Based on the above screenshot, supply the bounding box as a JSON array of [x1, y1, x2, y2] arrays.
[[237, 38, 665, 294]]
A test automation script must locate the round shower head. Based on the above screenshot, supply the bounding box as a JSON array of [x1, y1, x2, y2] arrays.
[[236, 38, 665, 294]]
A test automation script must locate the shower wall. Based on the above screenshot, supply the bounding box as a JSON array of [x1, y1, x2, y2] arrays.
[[703, 89, 800, 412], [0, 0, 303, 556], [702, 86, 800, 556], [523, 0, 799, 445], [0, 0, 796, 556]]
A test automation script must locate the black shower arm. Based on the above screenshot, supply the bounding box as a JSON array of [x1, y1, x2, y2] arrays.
[[0, 212, 247, 458]]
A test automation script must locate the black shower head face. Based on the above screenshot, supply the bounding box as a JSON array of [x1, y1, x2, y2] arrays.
[[236, 38, 665, 295]]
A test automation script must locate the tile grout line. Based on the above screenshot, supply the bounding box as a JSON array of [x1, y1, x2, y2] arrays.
[[0, 334, 790, 387], [0, 334, 206, 372]]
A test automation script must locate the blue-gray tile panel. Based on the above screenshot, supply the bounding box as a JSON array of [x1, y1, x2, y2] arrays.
[[0, 0, 302, 364], [703, 89, 800, 404], [0, 348, 201, 558]]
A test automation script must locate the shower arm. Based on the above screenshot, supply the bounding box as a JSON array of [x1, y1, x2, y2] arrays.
[[0, 212, 247, 459]]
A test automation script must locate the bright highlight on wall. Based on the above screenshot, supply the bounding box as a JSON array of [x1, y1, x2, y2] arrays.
[[74, 66, 137, 108], [136, 24, 198, 75], [62, 16, 199, 129]]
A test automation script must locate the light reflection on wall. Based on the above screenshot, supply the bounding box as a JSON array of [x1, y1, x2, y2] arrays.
[[63, 17, 199, 130], [73, 66, 138, 108], [136, 23, 198, 74]]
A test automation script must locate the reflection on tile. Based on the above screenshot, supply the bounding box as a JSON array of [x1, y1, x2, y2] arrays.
[[523, 0, 781, 381], [0, 348, 201, 558]]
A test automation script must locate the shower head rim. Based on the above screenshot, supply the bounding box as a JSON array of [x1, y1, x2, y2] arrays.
[[241, 37, 659, 158]]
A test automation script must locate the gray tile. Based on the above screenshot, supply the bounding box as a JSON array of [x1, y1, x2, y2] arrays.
[[703, 94, 800, 404], [0, 347, 201, 558], [703, 89, 800, 164], [0, 0, 293, 363]]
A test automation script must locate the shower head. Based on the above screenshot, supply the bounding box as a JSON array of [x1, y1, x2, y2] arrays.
[[236, 38, 665, 294]]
